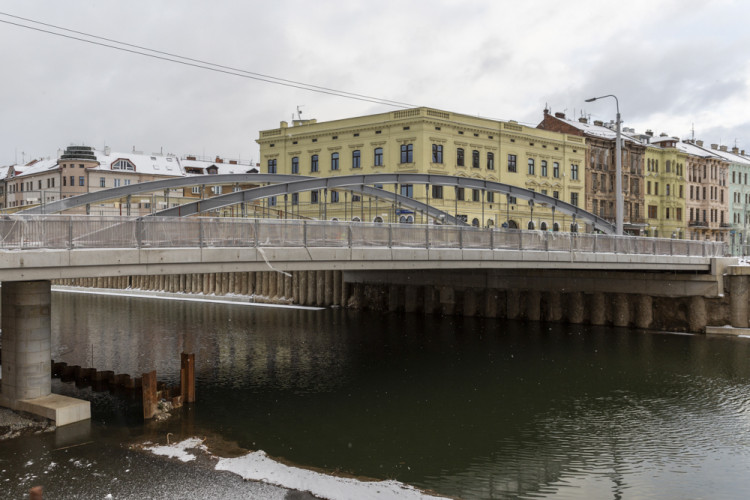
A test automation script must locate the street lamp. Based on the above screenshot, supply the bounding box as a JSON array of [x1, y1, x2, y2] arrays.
[[585, 94, 623, 236]]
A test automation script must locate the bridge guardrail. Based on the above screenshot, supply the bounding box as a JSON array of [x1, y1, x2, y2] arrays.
[[0, 215, 730, 257]]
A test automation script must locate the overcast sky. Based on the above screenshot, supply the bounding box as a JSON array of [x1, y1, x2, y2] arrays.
[[1, 0, 749, 166]]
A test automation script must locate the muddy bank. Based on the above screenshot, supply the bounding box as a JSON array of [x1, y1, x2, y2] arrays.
[[0, 408, 55, 441]]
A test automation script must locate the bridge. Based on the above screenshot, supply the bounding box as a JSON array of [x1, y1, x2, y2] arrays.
[[0, 214, 740, 429], [19, 173, 616, 234]]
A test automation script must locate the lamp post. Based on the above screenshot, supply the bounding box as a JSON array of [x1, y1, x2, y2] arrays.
[[585, 94, 623, 236]]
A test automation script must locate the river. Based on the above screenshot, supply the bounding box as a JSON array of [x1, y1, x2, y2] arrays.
[[2, 290, 750, 499]]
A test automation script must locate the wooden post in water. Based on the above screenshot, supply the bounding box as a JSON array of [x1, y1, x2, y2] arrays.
[[142, 370, 157, 419], [181, 353, 195, 403], [29, 486, 43, 500]]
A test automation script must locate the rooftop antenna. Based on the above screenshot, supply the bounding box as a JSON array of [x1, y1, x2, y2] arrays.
[[691, 123, 695, 142], [297, 105, 304, 121]]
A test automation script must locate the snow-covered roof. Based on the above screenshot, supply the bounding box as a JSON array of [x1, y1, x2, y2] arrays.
[[694, 146, 750, 165], [674, 140, 723, 159], [550, 114, 643, 145], [181, 158, 258, 175], [92, 150, 185, 176]]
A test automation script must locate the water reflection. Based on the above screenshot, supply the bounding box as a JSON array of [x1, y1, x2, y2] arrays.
[[42, 292, 750, 499]]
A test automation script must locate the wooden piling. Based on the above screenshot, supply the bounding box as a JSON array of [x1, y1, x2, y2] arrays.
[[180, 353, 195, 403], [142, 370, 158, 419]]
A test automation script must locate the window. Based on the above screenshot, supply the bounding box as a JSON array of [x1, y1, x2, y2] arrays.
[[570, 192, 578, 206], [457, 187, 465, 201], [352, 194, 361, 202], [78, 176, 85, 186], [374, 148, 383, 166], [269, 196, 277, 207], [352, 150, 361, 168], [487, 152, 494, 170], [432, 144, 443, 163], [472, 150, 480, 168], [291, 193, 299, 205], [432, 185, 443, 199], [400, 144, 413, 163], [70, 176, 75, 186], [331, 191, 340, 203], [291, 157, 299, 174], [648, 205, 658, 218], [508, 154, 517, 172], [553, 162, 560, 178], [457, 148, 465, 166], [311, 190, 319, 204], [38, 180, 42, 189], [541, 160, 548, 177], [400, 184, 413, 198], [192, 186, 200, 194], [487, 192, 494, 203], [99, 177, 106, 188], [267, 159, 277, 173], [311, 154, 319, 172], [528, 158, 535, 175], [472, 189, 480, 202], [112, 159, 135, 171], [331, 152, 339, 170], [571, 164, 579, 180], [63, 176, 66, 186], [553, 190, 559, 199]]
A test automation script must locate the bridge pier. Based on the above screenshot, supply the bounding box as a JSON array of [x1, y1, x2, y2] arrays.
[[568, 292, 585, 324], [0, 280, 90, 426], [590, 293, 607, 326], [728, 274, 749, 328], [613, 293, 630, 327], [636, 295, 653, 329]]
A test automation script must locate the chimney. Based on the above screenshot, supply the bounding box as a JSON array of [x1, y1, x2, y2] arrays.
[[280, 121, 288, 128], [732, 147, 739, 154], [186, 155, 196, 160], [554, 112, 566, 119], [720, 145, 728, 152], [229, 160, 237, 165], [594, 120, 604, 126], [645, 130, 654, 137], [578, 117, 588, 124], [696, 140, 704, 147], [660, 133, 668, 137], [215, 157, 224, 163], [711, 144, 718, 150]]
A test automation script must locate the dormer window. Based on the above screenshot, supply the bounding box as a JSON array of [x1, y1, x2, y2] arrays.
[[112, 159, 135, 171]]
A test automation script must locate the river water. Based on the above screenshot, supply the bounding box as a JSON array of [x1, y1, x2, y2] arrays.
[[3, 290, 750, 499]]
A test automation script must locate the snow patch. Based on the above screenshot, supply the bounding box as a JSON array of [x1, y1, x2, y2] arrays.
[[143, 437, 207, 463], [215, 450, 443, 500]]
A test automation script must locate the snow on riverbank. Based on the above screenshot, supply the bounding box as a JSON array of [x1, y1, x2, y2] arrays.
[[144, 438, 445, 500]]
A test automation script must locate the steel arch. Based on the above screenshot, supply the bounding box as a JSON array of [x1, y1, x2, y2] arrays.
[[19, 173, 613, 233]]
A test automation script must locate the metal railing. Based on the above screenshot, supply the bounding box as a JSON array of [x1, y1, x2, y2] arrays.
[[0, 215, 729, 257]]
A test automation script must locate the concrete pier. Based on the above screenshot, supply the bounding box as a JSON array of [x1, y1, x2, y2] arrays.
[[0, 280, 90, 426]]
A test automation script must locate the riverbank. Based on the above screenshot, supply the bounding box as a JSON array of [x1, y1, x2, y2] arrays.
[[0, 407, 55, 441]]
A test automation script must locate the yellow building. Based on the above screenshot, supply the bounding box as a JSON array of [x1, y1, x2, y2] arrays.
[[257, 107, 587, 230], [642, 135, 688, 238]]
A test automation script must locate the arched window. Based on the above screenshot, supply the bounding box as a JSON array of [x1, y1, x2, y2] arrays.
[[507, 220, 518, 229], [553, 222, 560, 232], [373, 216, 384, 223], [570, 223, 578, 233], [472, 218, 480, 227], [528, 221, 535, 230], [351, 216, 361, 222], [540, 221, 548, 231]]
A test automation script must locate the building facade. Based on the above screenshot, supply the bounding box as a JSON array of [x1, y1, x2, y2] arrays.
[[538, 110, 646, 234], [257, 107, 588, 230]]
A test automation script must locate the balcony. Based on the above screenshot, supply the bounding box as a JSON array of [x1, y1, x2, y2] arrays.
[[689, 221, 708, 227]]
